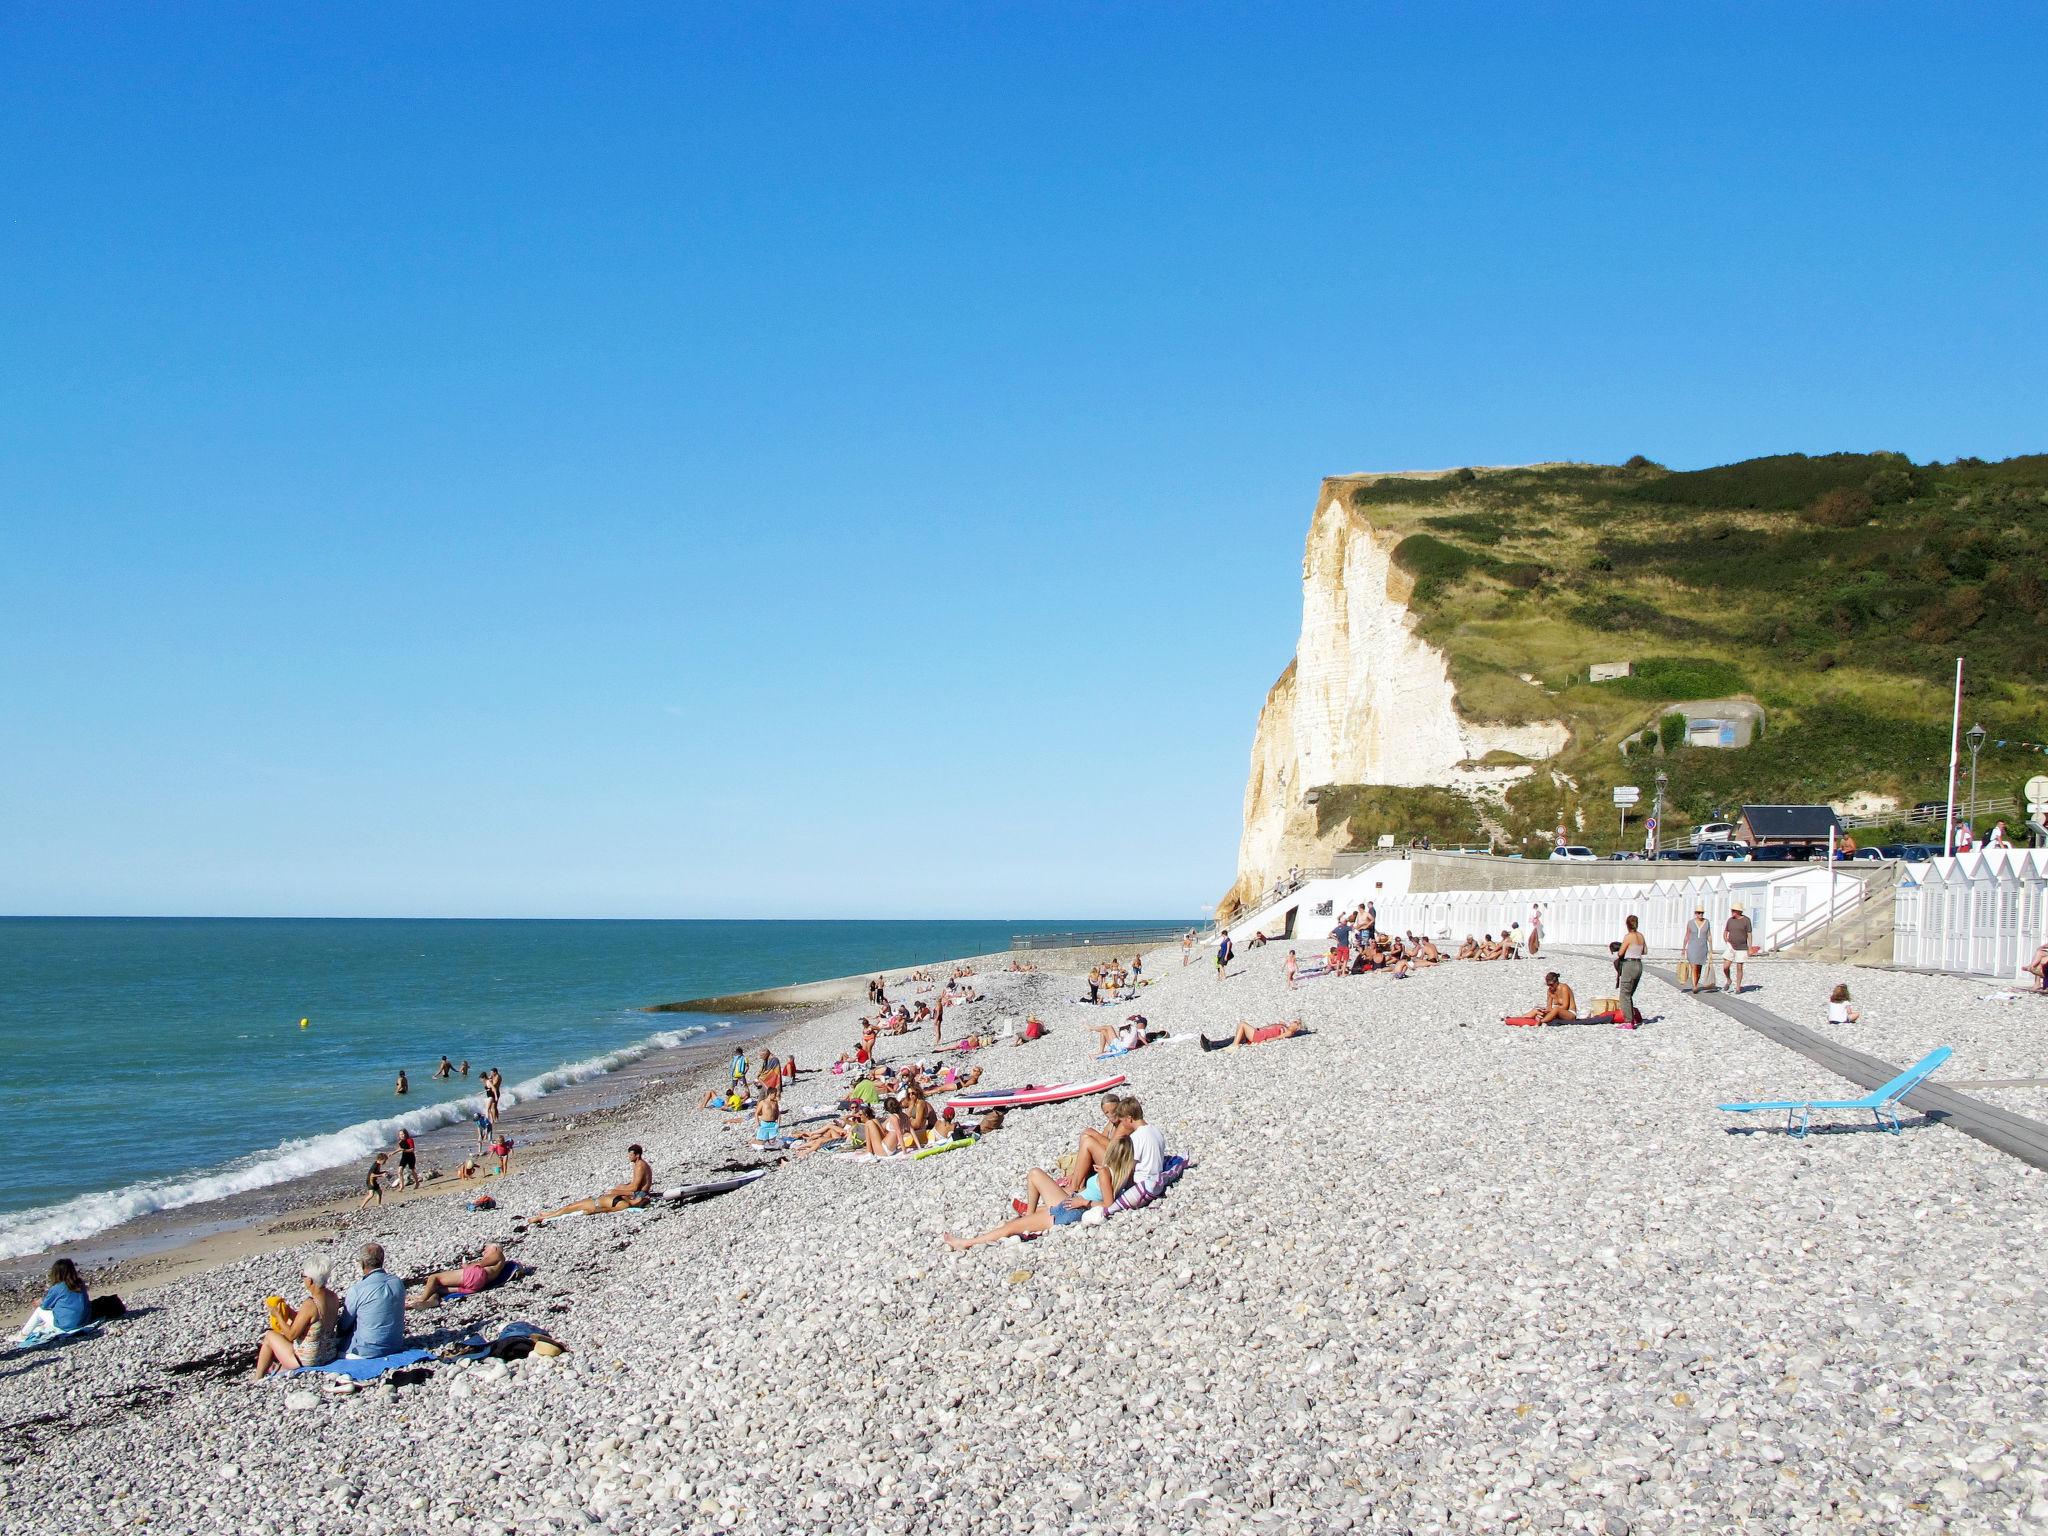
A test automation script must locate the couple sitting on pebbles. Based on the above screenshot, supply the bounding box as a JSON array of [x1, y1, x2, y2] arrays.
[[1456, 932, 1522, 961], [251, 1239, 517, 1380], [942, 1095, 1169, 1251]]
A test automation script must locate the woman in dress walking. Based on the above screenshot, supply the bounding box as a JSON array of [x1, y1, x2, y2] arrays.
[[1682, 907, 1713, 993]]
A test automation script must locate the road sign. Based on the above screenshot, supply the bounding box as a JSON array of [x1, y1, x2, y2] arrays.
[[1645, 816, 1659, 832], [1613, 785, 1641, 806], [2028, 774, 2048, 812]]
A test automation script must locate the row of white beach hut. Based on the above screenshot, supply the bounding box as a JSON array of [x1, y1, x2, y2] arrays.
[[1345, 865, 1858, 957], [1893, 848, 2048, 980]]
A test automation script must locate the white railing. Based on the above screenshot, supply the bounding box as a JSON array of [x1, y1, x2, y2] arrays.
[[1892, 848, 2048, 980]]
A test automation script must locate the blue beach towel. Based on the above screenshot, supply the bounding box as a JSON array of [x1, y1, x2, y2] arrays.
[[293, 1347, 435, 1380]]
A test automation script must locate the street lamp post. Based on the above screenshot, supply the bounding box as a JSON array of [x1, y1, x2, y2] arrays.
[[1652, 771, 1667, 858], [1966, 722, 1987, 830]]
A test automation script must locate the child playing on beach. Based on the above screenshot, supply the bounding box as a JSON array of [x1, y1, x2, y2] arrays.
[[473, 1110, 493, 1155], [1827, 983, 1861, 1025], [491, 1136, 514, 1177], [357, 1154, 388, 1210], [1285, 949, 1297, 989]]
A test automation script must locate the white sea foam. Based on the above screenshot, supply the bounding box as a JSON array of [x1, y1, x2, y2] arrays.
[[0, 1023, 725, 1263]]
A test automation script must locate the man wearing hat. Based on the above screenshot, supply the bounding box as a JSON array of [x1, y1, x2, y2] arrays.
[[1722, 903, 1754, 993], [1682, 907, 1713, 992]]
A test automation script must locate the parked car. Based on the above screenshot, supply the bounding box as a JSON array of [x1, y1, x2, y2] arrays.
[[1878, 843, 1941, 862], [1609, 851, 1645, 861], [1690, 822, 1738, 847], [1847, 847, 1888, 861], [1695, 843, 1749, 862], [1654, 849, 1700, 862], [1550, 845, 1597, 862]]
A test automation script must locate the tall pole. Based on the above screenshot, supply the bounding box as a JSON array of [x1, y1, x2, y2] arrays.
[[1944, 657, 1964, 857], [1968, 730, 1982, 825]]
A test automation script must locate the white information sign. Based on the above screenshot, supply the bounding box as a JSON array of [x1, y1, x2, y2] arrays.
[[1612, 785, 1641, 807]]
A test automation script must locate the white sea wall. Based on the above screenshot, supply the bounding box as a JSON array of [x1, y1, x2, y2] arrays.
[[1230, 480, 1570, 908]]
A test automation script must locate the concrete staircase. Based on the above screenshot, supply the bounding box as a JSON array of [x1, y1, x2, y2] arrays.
[[1779, 877, 1898, 967]]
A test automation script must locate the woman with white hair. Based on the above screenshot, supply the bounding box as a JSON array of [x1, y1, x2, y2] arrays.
[[251, 1257, 343, 1379]]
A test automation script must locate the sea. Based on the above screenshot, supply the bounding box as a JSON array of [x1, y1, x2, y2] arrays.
[[0, 917, 1185, 1266]]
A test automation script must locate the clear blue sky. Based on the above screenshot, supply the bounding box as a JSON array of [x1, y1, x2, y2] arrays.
[[4, 4, 2042, 918]]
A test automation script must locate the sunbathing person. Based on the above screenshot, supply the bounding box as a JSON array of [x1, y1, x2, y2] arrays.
[[252, 1258, 342, 1377], [942, 1136, 1133, 1250], [1046, 1094, 1133, 1201], [408, 1243, 511, 1309], [530, 1145, 654, 1224], [1090, 1013, 1147, 1055], [1457, 935, 1479, 960], [1531, 972, 1578, 1025], [1200, 1018, 1309, 1051], [902, 1082, 939, 1145]]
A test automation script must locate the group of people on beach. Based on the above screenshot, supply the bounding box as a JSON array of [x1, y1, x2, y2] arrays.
[[1081, 956, 1140, 1004]]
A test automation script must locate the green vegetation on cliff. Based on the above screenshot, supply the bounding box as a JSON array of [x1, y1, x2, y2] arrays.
[[1321, 453, 2048, 853]]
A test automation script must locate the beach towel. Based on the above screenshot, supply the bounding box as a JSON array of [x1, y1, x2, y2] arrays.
[[11, 1309, 95, 1353], [1110, 1155, 1189, 1214], [293, 1347, 435, 1380]]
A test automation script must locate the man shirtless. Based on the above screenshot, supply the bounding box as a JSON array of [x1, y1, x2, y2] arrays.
[[408, 1243, 511, 1309], [1200, 1018, 1308, 1051], [530, 1145, 654, 1224]]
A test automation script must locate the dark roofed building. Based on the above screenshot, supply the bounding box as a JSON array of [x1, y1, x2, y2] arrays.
[[1737, 804, 1842, 847]]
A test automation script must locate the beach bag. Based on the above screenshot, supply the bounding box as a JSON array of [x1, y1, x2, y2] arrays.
[[89, 1294, 126, 1324]]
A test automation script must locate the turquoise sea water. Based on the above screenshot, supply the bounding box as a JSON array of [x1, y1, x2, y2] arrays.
[[0, 917, 1184, 1260]]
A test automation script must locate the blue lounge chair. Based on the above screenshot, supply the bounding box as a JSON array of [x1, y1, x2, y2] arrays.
[[1718, 1046, 1951, 1137]]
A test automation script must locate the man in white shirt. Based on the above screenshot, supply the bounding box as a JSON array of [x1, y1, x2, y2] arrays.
[[1114, 1098, 1169, 1210]]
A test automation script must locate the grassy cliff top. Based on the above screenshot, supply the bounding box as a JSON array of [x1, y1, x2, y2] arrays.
[[1316, 452, 2048, 852]]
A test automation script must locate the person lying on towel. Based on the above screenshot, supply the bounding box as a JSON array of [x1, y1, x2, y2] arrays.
[[408, 1243, 511, 1309], [1199, 1018, 1308, 1052]]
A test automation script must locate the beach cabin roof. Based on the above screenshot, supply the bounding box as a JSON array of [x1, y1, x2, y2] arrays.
[[1738, 804, 1842, 844]]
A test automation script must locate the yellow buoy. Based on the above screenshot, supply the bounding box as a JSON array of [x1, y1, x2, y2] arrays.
[[300, 1018, 309, 1030]]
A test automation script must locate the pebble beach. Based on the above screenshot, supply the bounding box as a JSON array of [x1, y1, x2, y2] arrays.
[[4, 941, 2045, 1536]]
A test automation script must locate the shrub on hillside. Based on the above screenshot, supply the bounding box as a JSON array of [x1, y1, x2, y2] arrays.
[[1604, 656, 1746, 700], [1659, 712, 1687, 753], [1351, 477, 1463, 508], [1808, 487, 1874, 528], [1391, 533, 1497, 600], [1621, 452, 1906, 511]]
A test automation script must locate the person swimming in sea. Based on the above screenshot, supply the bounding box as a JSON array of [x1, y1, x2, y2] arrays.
[[433, 1056, 453, 1080], [394, 1070, 408, 1096]]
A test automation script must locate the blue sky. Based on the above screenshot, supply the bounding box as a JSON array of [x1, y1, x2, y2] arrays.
[[3, 4, 2043, 918]]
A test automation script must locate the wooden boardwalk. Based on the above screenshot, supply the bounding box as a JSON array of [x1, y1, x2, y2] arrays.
[[1648, 967, 2048, 1171]]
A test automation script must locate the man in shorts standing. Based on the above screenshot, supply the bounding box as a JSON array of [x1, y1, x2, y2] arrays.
[[1721, 903, 1754, 994]]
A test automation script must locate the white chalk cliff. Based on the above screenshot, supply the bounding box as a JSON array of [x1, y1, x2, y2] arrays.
[[1228, 477, 1570, 911]]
